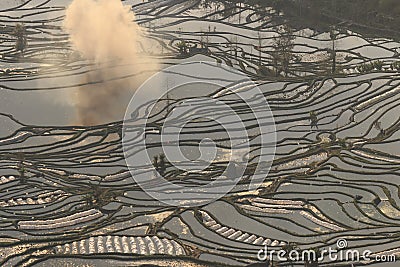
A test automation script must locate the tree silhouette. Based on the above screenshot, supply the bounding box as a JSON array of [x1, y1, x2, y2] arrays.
[[329, 26, 338, 74], [309, 111, 318, 129], [272, 24, 295, 77], [14, 23, 27, 55]]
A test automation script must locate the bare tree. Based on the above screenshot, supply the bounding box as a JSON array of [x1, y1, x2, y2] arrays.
[[257, 31, 263, 66], [14, 23, 27, 55], [272, 24, 295, 77], [329, 26, 338, 74]]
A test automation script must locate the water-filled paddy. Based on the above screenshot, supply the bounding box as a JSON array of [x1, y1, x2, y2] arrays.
[[1, 0, 400, 266]]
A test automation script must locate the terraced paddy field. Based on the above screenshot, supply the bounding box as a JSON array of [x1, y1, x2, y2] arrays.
[[0, 0, 400, 266]]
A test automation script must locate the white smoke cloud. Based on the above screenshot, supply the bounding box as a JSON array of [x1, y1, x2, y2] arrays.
[[64, 0, 158, 125]]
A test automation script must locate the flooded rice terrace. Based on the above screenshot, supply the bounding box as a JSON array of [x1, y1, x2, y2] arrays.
[[1, 0, 400, 266]]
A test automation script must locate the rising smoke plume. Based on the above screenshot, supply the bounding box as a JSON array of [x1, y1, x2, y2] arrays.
[[64, 0, 158, 125]]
